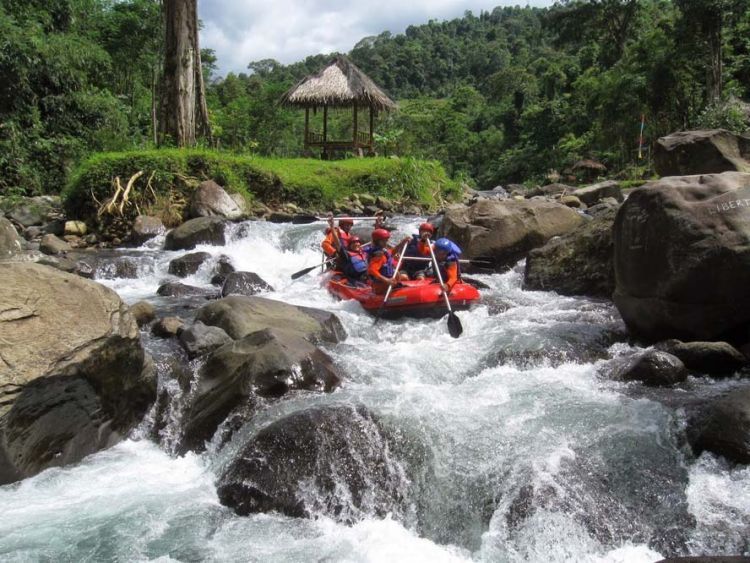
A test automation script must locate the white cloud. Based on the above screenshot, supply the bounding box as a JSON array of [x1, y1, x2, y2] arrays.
[[198, 0, 553, 76]]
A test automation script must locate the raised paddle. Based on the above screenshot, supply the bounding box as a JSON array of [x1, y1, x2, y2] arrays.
[[374, 242, 408, 324], [291, 258, 334, 280], [292, 214, 387, 224], [427, 241, 463, 338]]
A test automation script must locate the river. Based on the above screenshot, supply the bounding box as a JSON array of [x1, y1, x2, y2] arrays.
[[1, 218, 748, 562]]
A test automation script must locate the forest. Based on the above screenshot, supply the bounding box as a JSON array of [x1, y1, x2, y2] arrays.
[[1, 0, 749, 197]]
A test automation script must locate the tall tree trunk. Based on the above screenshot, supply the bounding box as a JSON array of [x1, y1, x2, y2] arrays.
[[159, 0, 211, 147], [707, 18, 723, 103]]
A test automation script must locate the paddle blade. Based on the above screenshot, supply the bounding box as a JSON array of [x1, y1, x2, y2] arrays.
[[447, 312, 463, 338], [291, 214, 320, 224], [290, 265, 317, 280]]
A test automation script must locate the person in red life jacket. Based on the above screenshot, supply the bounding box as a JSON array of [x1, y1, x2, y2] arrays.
[[400, 222, 435, 278], [344, 236, 369, 283], [366, 228, 410, 293], [321, 216, 353, 269], [431, 237, 462, 293]]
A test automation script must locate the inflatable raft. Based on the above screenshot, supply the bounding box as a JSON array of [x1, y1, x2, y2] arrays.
[[326, 273, 481, 319]]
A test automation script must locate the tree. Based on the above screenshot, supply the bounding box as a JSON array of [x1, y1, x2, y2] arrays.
[[159, 0, 211, 147]]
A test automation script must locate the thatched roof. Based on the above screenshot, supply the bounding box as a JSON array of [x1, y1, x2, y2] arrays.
[[280, 56, 396, 111]]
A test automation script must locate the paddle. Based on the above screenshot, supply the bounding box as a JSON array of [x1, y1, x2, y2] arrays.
[[291, 258, 334, 280], [292, 214, 387, 224], [374, 243, 408, 324], [427, 240, 463, 338], [400, 256, 494, 266]]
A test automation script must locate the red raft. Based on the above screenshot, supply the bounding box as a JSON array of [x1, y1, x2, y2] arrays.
[[326, 273, 481, 319]]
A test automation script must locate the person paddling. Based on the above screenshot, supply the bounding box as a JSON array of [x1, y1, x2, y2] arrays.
[[366, 228, 410, 293], [400, 222, 435, 278], [430, 237, 462, 293], [321, 216, 353, 270], [344, 236, 368, 283]]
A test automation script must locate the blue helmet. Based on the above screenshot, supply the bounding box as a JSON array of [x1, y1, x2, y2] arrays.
[[434, 238, 453, 253]]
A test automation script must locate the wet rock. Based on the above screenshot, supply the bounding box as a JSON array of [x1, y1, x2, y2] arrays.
[[151, 316, 184, 338], [613, 172, 750, 342], [440, 199, 584, 271], [687, 385, 750, 464], [656, 558, 750, 563], [129, 301, 156, 327], [195, 295, 345, 344], [189, 180, 244, 221], [217, 404, 406, 521], [560, 195, 584, 208], [64, 221, 87, 236], [156, 282, 219, 299], [654, 129, 750, 176], [221, 271, 274, 297], [180, 328, 343, 452], [210, 255, 235, 285], [655, 340, 747, 376], [267, 211, 294, 223], [572, 180, 623, 206], [524, 206, 616, 298], [23, 226, 42, 241], [112, 257, 139, 279], [614, 350, 688, 387], [168, 251, 211, 278], [0, 217, 23, 259], [178, 321, 232, 359], [0, 263, 155, 485], [73, 261, 95, 279], [130, 215, 165, 246], [164, 217, 226, 251], [39, 234, 71, 255]]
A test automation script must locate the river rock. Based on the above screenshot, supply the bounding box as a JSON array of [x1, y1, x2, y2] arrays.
[[156, 282, 219, 299], [573, 180, 623, 205], [5, 196, 60, 227], [179, 328, 343, 452], [130, 215, 165, 245], [654, 129, 750, 176], [220, 271, 274, 297], [152, 316, 184, 338], [217, 404, 407, 520], [64, 221, 87, 236], [189, 180, 244, 221], [178, 321, 232, 359], [687, 385, 750, 464], [0, 217, 22, 259], [195, 295, 345, 343], [129, 301, 156, 327], [559, 195, 584, 208], [613, 172, 750, 342], [0, 263, 155, 484], [524, 205, 616, 298], [440, 199, 584, 270], [164, 217, 227, 251], [210, 255, 235, 286], [168, 251, 211, 277], [655, 340, 747, 376], [39, 233, 71, 255], [615, 350, 688, 387]]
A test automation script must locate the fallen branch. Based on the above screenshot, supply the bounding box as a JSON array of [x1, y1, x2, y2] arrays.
[[118, 170, 144, 215]]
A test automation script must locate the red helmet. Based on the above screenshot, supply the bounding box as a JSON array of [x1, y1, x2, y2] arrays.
[[419, 222, 435, 234], [348, 236, 361, 248], [339, 218, 354, 226], [372, 228, 390, 241]]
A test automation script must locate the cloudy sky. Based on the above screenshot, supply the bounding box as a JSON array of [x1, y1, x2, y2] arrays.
[[199, 0, 554, 77]]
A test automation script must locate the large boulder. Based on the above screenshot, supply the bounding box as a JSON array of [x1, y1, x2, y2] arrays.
[[572, 180, 623, 206], [440, 199, 584, 270], [217, 404, 407, 520], [189, 180, 245, 220], [168, 251, 212, 277], [654, 130, 750, 176], [0, 263, 155, 484], [655, 340, 747, 376], [130, 215, 165, 246], [195, 295, 345, 344], [524, 205, 616, 298], [164, 216, 226, 251], [613, 172, 750, 342], [687, 385, 750, 464], [0, 217, 22, 259], [4, 196, 60, 228], [39, 233, 71, 255], [220, 271, 274, 297], [179, 328, 342, 452], [613, 350, 688, 387]]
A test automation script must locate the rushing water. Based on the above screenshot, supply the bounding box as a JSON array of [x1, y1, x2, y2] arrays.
[[1, 218, 749, 562]]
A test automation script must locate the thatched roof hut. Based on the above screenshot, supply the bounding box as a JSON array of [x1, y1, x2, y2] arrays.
[[280, 56, 396, 158], [280, 55, 396, 111]]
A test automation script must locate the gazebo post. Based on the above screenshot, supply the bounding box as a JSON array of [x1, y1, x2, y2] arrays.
[[304, 107, 309, 148], [322, 105, 328, 159], [369, 106, 374, 155], [352, 104, 359, 157]]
